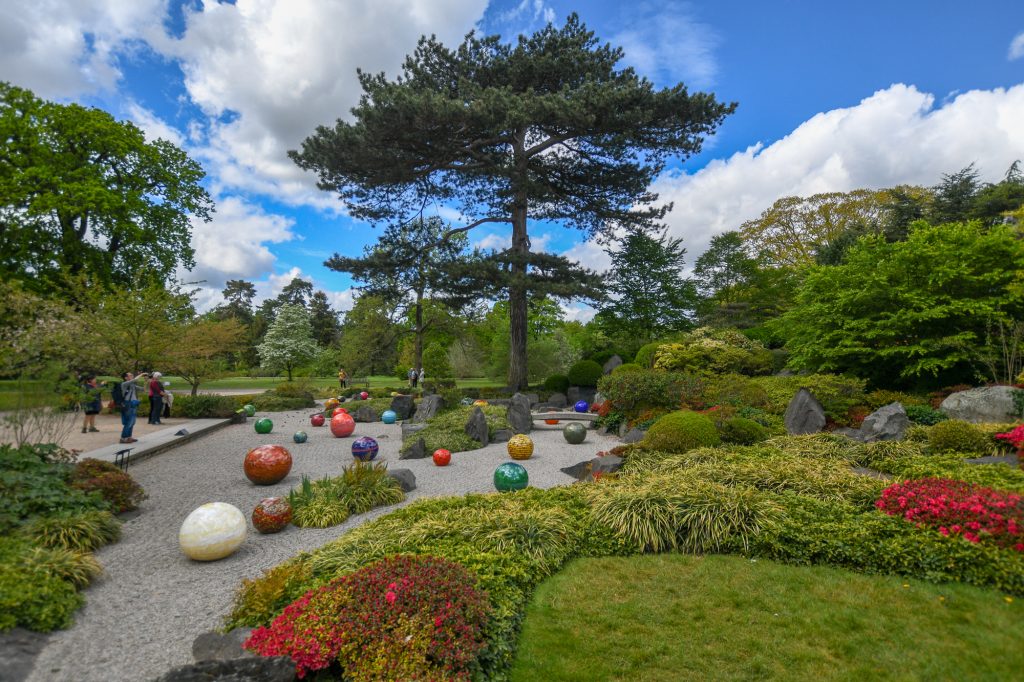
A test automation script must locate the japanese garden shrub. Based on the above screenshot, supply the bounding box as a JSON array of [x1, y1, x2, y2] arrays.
[[248, 393, 316, 412], [70, 458, 146, 513], [927, 419, 991, 455], [641, 410, 721, 453], [751, 374, 867, 425], [904, 404, 948, 425], [272, 381, 317, 399], [567, 360, 603, 387], [597, 370, 705, 415], [288, 464, 405, 528], [0, 537, 84, 632], [704, 373, 771, 409], [173, 393, 238, 418], [718, 417, 770, 445], [23, 510, 121, 552], [855, 441, 1024, 494], [400, 405, 511, 455], [611, 362, 642, 374], [653, 327, 774, 376], [865, 389, 925, 409], [543, 373, 570, 394], [633, 341, 664, 369]]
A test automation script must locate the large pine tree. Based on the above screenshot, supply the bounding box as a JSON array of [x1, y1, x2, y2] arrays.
[[290, 14, 735, 388]]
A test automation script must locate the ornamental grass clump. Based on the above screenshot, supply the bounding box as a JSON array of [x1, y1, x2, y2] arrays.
[[24, 510, 121, 552], [288, 464, 405, 528], [876, 478, 1024, 551], [243, 555, 490, 681]]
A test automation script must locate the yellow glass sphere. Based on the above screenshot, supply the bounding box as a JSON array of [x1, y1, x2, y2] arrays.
[[507, 434, 534, 460]]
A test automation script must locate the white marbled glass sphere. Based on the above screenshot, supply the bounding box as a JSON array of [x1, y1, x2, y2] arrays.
[[178, 502, 247, 561]]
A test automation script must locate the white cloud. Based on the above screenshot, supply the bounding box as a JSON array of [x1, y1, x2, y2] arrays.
[[610, 2, 718, 88], [0, 0, 166, 98], [560, 302, 596, 324], [495, 0, 556, 33], [1010, 31, 1024, 60], [126, 102, 184, 145], [651, 83, 1024, 267], [326, 288, 356, 313]]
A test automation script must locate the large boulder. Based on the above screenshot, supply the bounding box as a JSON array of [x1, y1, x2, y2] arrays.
[[464, 406, 489, 446], [353, 405, 378, 423], [492, 429, 513, 443], [507, 392, 533, 435], [940, 386, 1019, 423], [387, 468, 417, 492], [399, 437, 428, 460], [784, 388, 826, 435], [560, 455, 624, 481], [156, 657, 294, 682], [401, 422, 427, 440], [412, 394, 445, 422], [547, 392, 567, 408], [390, 395, 415, 420], [602, 355, 623, 374], [859, 402, 910, 442], [192, 630, 253, 662]]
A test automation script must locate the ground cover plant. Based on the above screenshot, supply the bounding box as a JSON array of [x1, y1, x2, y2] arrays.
[[400, 405, 511, 455]]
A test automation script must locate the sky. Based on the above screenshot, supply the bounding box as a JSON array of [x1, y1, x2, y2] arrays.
[[2, 0, 1023, 320]]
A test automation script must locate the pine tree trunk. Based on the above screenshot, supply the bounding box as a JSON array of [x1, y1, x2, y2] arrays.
[[508, 130, 529, 390], [415, 289, 424, 374]]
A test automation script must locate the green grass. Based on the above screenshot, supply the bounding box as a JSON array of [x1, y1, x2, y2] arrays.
[[510, 554, 1024, 681]]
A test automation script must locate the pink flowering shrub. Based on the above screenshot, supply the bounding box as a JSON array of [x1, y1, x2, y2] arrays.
[[876, 478, 1024, 552], [243, 554, 490, 680], [995, 425, 1024, 450]]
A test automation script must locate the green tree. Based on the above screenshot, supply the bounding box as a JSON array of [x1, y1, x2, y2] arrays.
[[214, 279, 257, 325], [693, 231, 759, 302], [595, 231, 696, 341], [778, 221, 1024, 388], [165, 318, 245, 395], [0, 82, 213, 293], [929, 164, 980, 225], [308, 290, 340, 347], [289, 15, 734, 389], [971, 161, 1024, 224], [336, 294, 403, 377], [421, 341, 452, 379], [257, 304, 319, 381]]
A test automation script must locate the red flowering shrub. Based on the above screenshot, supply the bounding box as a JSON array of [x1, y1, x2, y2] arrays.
[[995, 425, 1024, 450], [243, 554, 490, 680], [876, 478, 1024, 551]]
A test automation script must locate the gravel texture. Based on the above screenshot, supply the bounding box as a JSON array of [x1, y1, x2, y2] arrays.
[[26, 408, 616, 682]]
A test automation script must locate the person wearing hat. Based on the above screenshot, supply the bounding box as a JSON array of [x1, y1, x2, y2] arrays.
[[148, 371, 167, 425]]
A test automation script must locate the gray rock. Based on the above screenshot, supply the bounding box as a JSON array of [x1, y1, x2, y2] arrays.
[[940, 386, 1020, 423], [547, 392, 567, 408], [507, 392, 533, 435], [832, 427, 866, 442], [859, 402, 910, 442], [966, 453, 1020, 467], [390, 395, 415, 420], [592, 455, 624, 477], [192, 630, 253, 662], [524, 393, 540, 406], [622, 428, 646, 444], [465, 407, 489, 446], [784, 388, 826, 435], [602, 355, 623, 374], [0, 628, 49, 682], [401, 422, 427, 440], [412, 394, 445, 422], [156, 657, 295, 682], [567, 386, 597, 405], [387, 468, 417, 491], [492, 429, 513, 442], [353, 405, 379, 423], [399, 438, 428, 460], [487, 398, 511, 407], [560, 460, 592, 481]]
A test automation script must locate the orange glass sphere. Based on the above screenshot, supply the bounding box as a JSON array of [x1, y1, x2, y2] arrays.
[[243, 445, 293, 485]]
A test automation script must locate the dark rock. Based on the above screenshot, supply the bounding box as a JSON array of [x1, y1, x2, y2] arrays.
[[487, 398, 511, 407], [412, 395, 445, 422], [547, 392, 567, 408], [388, 468, 417, 491], [832, 427, 866, 442], [966, 453, 1020, 467], [592, 455, 624, 477], [192, 630, 253, 662], [940, 386, 1019, 423], [602, 355, 623, 374], [353, 405, 379, 423], [0, 628, 50, 682], [507, 393, 533, 435], [784, 388, 826, 435], [567, 386, 597, 405], [524, 393, 540, 406], [230, 410, 247, 424], [390, 395, 415, 420], [401, 422, 427, 440], [399, 438, 428, 460], [465, 407, 489, 446], [156, 657, 295, 682], [859, 402, 909, 442], [560, 460, 592, 481], [622, 428, 646, 444], [492, 429, 513, 442]]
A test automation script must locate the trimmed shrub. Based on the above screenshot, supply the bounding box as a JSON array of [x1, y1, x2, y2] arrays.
[[400, 405, 511, 455], [704, 373, 771, 409], [928, 420, 991, 455], [634, 342, 664, 369], [567, 360, 603, 387], [272, 382, 317, 399], [653, 328, 774, 376], [597, 370, 705, 414], [751, 374, 867, 426], [611, 362, 642, 375], [543, 374, 570, 393], [243, 555, 491, 680], [249, 394, 316, 411], [642, 411, 721, 453], [905, 404, 948, 425], [173, 394, 239, 418], [70, 459, 146, 513], [866, 390, 925, 409], [718, 417, 770, 445]]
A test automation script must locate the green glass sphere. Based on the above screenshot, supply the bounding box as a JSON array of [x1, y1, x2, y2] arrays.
[[493, 462, 528, 493], [563, 422, 587, 444], [254, 418, 273, 434], [243, 404, 256, 417]]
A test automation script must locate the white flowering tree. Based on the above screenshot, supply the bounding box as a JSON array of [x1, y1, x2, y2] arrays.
[[257, 304, 319, 381]]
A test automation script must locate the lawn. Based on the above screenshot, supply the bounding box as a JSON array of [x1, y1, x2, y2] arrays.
[[510, 554, 1023, 681]]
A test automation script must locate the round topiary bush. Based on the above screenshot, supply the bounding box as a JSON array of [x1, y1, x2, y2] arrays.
[[642, 410, 721, 453], [718, 417, 770, 445], [567, 360, 603, 387], [543, 374, 570, 394], [612, 362, 642, 374], [928, 419, 991, 454], [634, 342, 663, 369]]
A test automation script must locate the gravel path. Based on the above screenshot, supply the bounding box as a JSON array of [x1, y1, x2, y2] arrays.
[[26, 408, 616, 682]]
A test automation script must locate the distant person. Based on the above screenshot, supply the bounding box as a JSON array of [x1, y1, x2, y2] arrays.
[[338, 368, 348, 389], [116, 370, 148, 444], [148, 372, 167, 425], [418, 368, 425, 385], [80, 376, 103, 433], [408, 367, 418, 388]]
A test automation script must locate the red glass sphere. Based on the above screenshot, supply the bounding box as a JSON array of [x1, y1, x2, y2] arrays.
[[432, 448, 451, 466], [332, 406, 349, 417], [310, 413, 325, 427], [360, 391, 369, 400], [251, 496, 292, 533], [330, 412, 356, 438], [243, 445, 292, 485]]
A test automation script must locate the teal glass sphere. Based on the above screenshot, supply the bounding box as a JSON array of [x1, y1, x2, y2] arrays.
[[493, 462, 528, 492], [243, 404, 256, 417], [254, 418, 273, 434], [381, 410, 397, 424]]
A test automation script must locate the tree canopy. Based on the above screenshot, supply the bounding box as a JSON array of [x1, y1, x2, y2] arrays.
[[257, 304, 319, 381], [290, 14, 735, 388]]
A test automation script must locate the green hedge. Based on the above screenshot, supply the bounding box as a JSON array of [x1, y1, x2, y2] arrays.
[[173, 394, 240, 418]]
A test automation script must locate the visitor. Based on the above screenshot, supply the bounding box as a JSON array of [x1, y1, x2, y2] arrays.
[[338, 368, 348, 389], [408, 367, 418, 388], [418, 368, 425, 385], [80, 376, 103, 433], [148, 372, 167, 425], [118, 370, 149, 444]]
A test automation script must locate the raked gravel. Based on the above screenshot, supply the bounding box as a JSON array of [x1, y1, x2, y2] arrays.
[[26, 407, 617, 682]]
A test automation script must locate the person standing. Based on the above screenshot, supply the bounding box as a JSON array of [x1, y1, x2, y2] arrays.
[[118, 370, 148, 444], [148, 372, 167, 425], [338, 368, 348, 389], [80, 376, 103, 433], [407, 367, 418, 388]]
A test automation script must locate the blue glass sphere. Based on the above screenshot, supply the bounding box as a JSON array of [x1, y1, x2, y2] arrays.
[[351, 436, 379, 462], [574, 400, 589, 413], [381, 410, 397, 424], [292, 431, 308, 443]]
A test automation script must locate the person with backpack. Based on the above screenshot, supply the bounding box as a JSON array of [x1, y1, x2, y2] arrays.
[[147, 372, 167, 425], [80, 376, 103, 433], [115, 370, 149, 444]]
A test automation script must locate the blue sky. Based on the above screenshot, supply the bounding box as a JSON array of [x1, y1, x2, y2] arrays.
[[2, 0, 1023, 317]]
